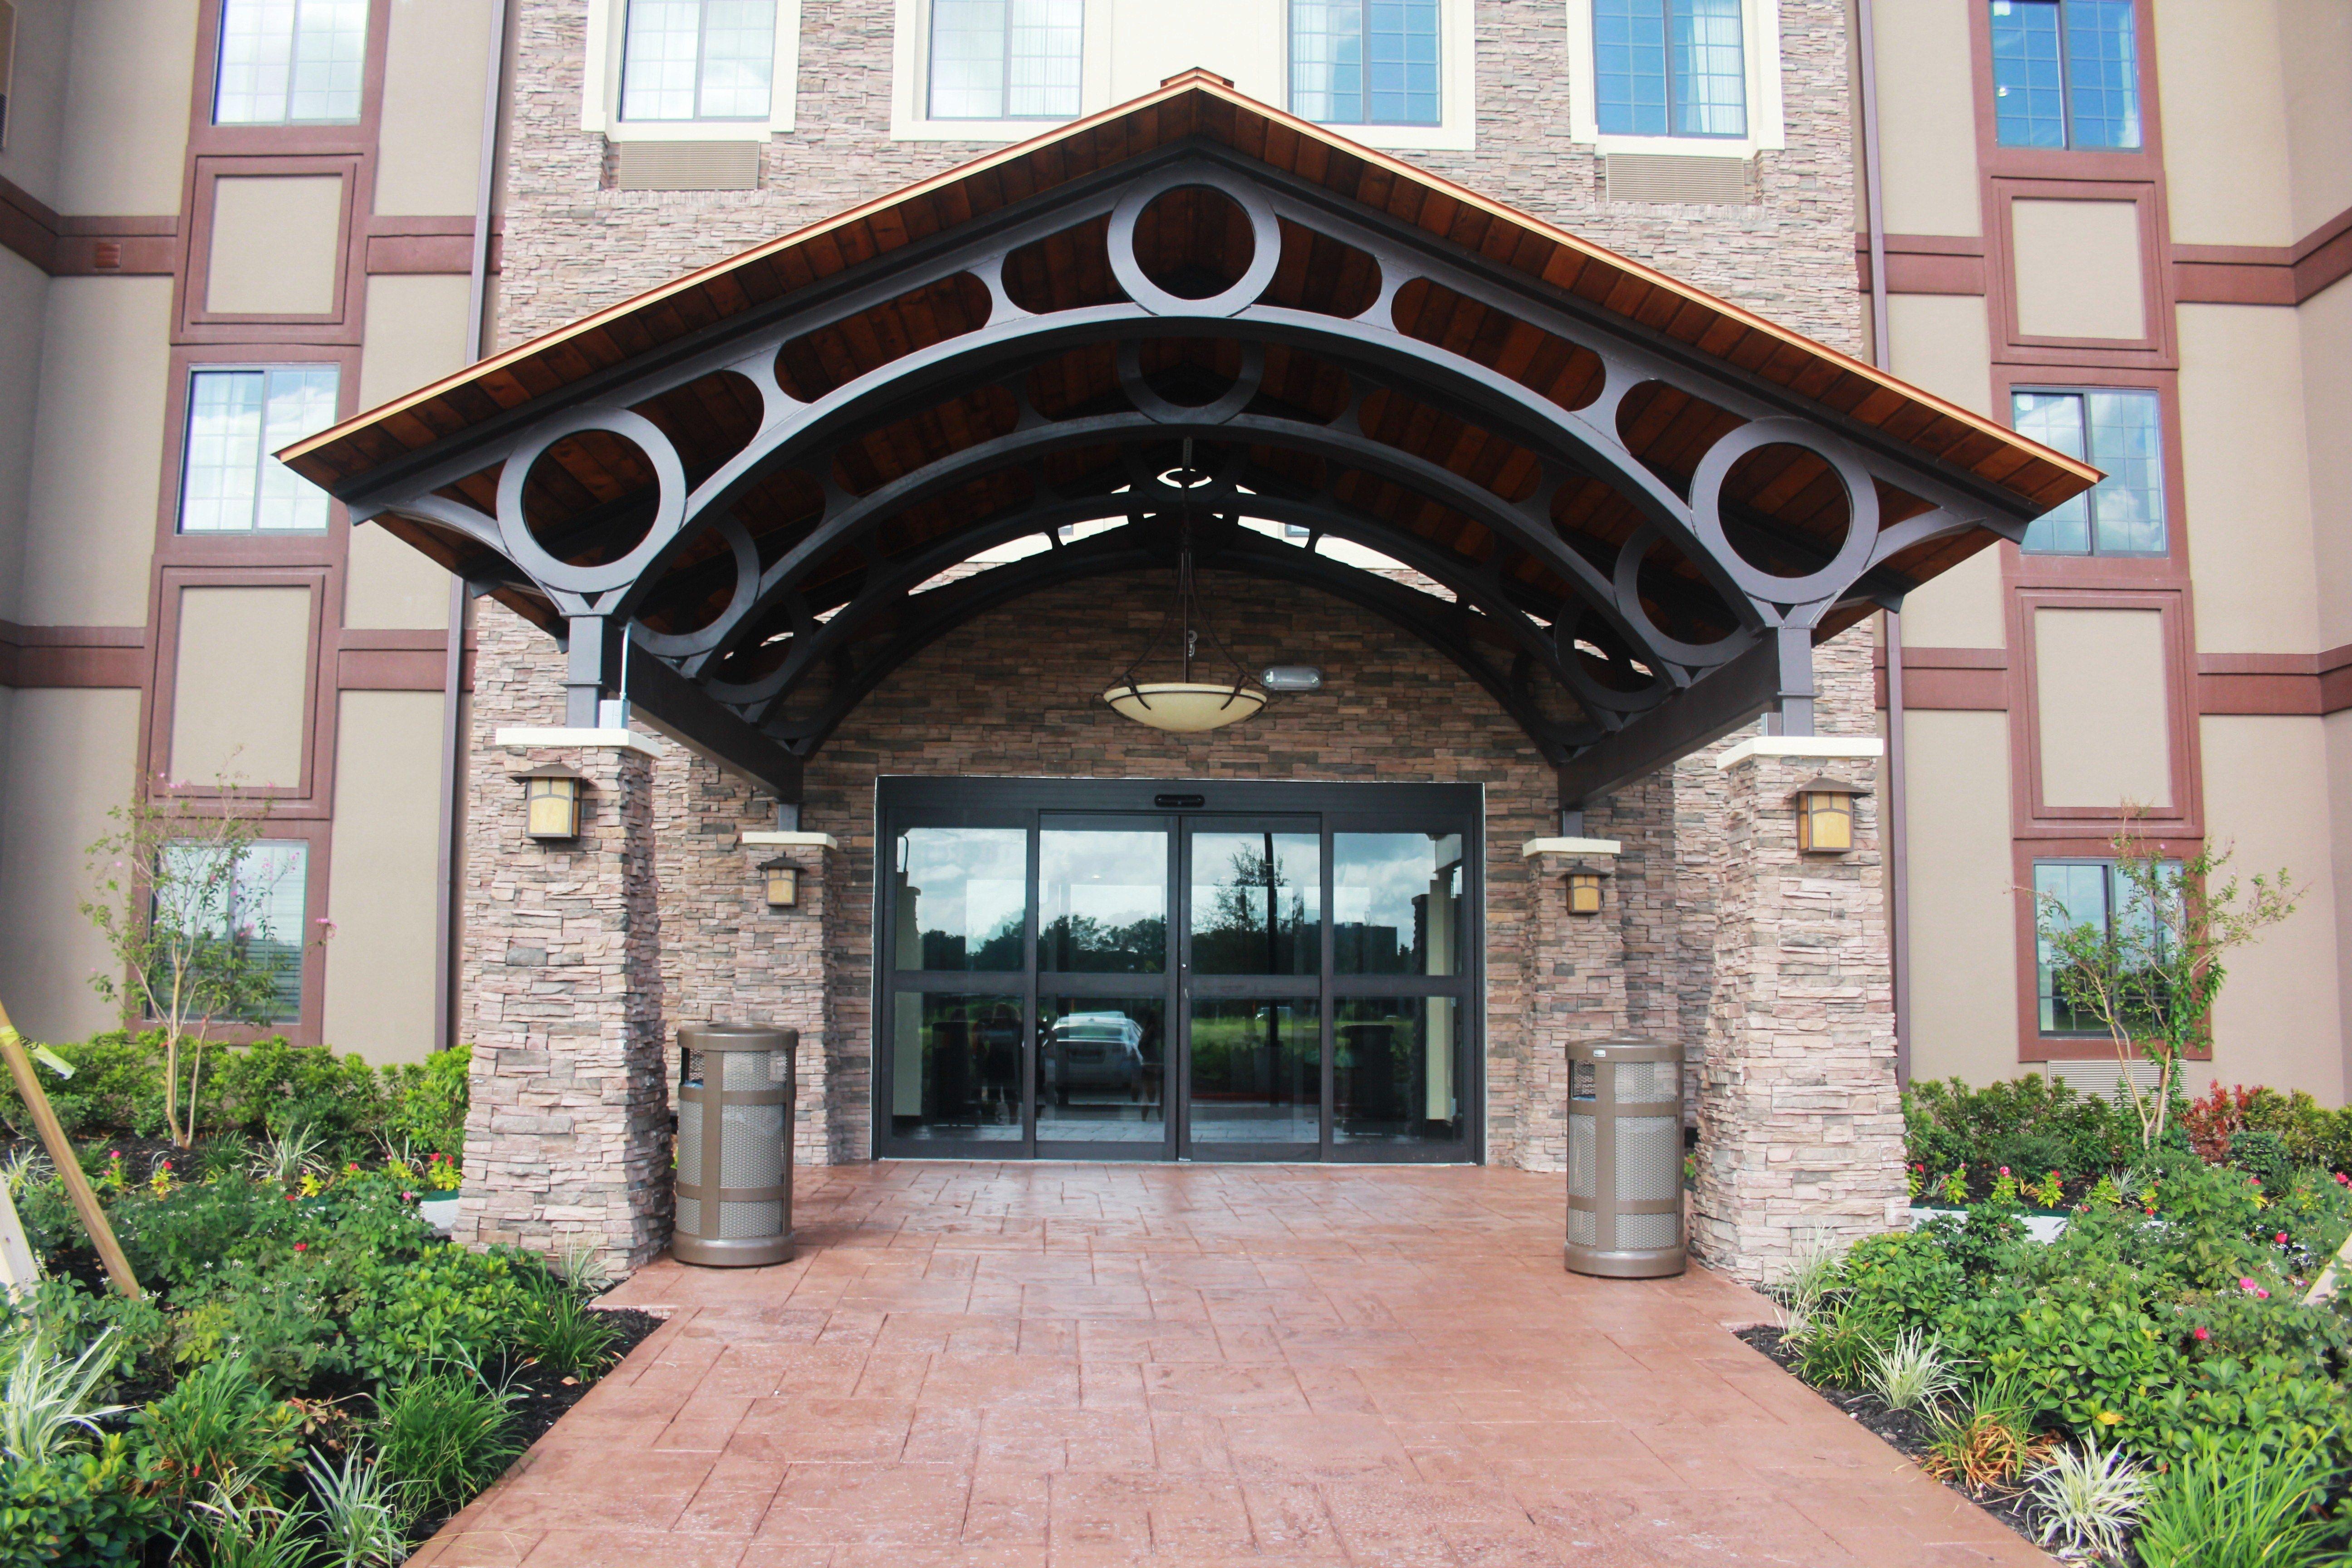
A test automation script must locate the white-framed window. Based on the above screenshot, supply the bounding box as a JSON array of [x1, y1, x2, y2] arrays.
[[928, 0, 1083, 120], [1565, 0, 1783, 157], [179, 366, 341, 534], [584, 0, 801, 140], [214, 0, 368, 126], [1291, 0, 1441, 127]]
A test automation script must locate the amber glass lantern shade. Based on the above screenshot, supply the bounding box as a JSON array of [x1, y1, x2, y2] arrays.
[[512, 763, 586, 840], [1792, 776, 1869, 854], [761, 857, 799, 909], [1567, 872, 1605, 916]]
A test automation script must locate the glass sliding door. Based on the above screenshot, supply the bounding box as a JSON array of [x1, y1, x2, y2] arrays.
[[873, 779, 1483, 1163]]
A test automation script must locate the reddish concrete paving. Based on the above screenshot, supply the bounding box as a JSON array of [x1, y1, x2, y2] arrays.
[[405, 1164, 2049, 1568]]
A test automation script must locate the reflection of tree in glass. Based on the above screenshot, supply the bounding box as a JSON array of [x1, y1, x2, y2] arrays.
[[1195, 840, 1309, 973], [1041, 914, 1167, 971], [919, 914, 1025, 971]]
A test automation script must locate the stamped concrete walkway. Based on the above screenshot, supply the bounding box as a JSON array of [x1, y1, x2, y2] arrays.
[[407, 1164, 2049, 1568]]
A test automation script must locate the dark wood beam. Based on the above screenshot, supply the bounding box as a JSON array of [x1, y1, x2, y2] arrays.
[[625, 643, 804, 801], [1554, 631, 1803, 807]]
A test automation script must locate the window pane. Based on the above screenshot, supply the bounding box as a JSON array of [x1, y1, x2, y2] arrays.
[[1005, 0, 1081, 118], [181, 371, 267, 534], [255, 367, 340, 532], [1669, 0, 1744, 137], [698, 0, 775, 118], [1364, 0, 1439, 125], [1291, 0, 1364, 124], [2064, 0, 2139, 150], [1989, 0, 2065, 148], [2034, 860, 2108, 1032], [889, 993, 1025, 1141], [2084, 390, 2165, 555], [1189, 831, 1320, 975], [1333, 832, 1462, 976], [1334, 996, 1464, 1145], [1039, 828, 1167, 972], [286, 0, 367, 122], [1594, 0, 1668, 136], [216, 0, 296, 123], [2013, 391, 2090, 554], [894, 827, 1027, 970], [1039, 996, 1166, 1143], [931, 0, 1009, 118], [622, 0, 706, 120], [1188, 997, 1319, 1145], [156, 840, 307, 1024]]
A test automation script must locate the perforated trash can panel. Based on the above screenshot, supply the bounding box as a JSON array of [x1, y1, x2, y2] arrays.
[[675, 1024, 797, 1267], [1563, 1038, 1686, 1279]]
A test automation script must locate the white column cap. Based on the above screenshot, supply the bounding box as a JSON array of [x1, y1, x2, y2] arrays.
[[1523, 837, 1622, 858], [1715, 735, 1883, 770]]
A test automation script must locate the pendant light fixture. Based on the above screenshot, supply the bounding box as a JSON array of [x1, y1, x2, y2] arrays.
[[1102, 446, 1268, 734]]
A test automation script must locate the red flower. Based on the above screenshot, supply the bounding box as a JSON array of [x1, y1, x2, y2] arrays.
[[2278, 1232, 2291, 1245], [294, 1242, 308, 1252], [2195, 1327, 2210, 1341]]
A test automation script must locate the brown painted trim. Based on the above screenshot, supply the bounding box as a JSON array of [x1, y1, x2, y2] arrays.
[[1871, 645, 2009, 710], [2195, 653, 2321, 716], [334, 629, 476, 692], [1855, 233, 1988, 297], [0, 622, 148, 688], [147, 566, 337, 815], [2006, 586, 2203, 841], [1991, 366, 2192, 594], [2171, 255, 2297, 308], [2320, 644, 2352, 715], [1985, 177, 2176, 368], [176, 154, 369, 343], [363, 217, 501, 276], [2293, 207, 2352, 302], [0, 173, 59, 271]]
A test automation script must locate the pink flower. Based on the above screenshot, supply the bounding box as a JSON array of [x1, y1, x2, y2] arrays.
[[2240, 1278, 2258, 1291], [2278, 1232, 2291, 1245], [2195, 1327, 2210, 1341], [2257, 1288, 2271, 1299], [402, 1191, 416, 1202], [1999, 1167, 2011, 1177], [294, 1242, 308, 1252]]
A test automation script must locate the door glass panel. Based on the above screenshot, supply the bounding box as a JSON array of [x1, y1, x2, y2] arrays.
[[889, 993, 1025, 1141], [1333, 832, 1465, 976], [1040, 828, 1167, 972], [1333, 996, 1464, 1146], [1189, 830, 1320, 974], [894, 827, 1027, 971], [1038, 995, 1167, 1144], [1188, 997, 1318, 1145]]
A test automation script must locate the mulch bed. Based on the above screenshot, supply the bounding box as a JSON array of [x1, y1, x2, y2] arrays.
[[1736, 1326, 2045, 1550]]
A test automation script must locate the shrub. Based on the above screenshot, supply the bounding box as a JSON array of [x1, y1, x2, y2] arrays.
[[512, 1293, 622, 1379], [211, 1038, 387, 1157], [1863, 1328, 1960, 1413], [372, 1362, 523, 1519], [2133, 1441, 2347, 1568], [1923, 1370, 2043, 1491], [0, 1031, 168, 1141], [341, 1247, 536, 1383], [2024, 1441, 2146, 1563], [133, 1355, 303, 1499], [382, 1045, 470, 1161], [1904, 1074, 2134, 1202], [0, 1432, 167, 1566], [2228, 1128, 2296, 1196]]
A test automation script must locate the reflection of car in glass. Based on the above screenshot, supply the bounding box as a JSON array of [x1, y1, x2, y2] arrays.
[[1044, 1012, 1146, 1103]]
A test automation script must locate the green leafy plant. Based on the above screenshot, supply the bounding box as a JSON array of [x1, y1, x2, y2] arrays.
[[214, 1038, 387, 1156], [1924, 1370, 2044, 1492], [372, 1357, 524, 1519], [188, 1477, 325, 1568], [133, 1354, 303, 1499], [513, 1293, 621, 1379], [0, 1431, 166, 1566], [341, 1247, 535, 1383], [81, 781, 314, 1150], [381, 1045, 470, 1161], [304, 1449, 410, 1567], [0, 1329, 127, 1466], [2132, 1441, 2347, 1568], [251, 1123, 333, 1186], [1863, 1328, 1960, 1413], [2024, 1440, 2146, 1563], [2036, 815, 2298, 1151], [1768, 1236, 1842, 1345]]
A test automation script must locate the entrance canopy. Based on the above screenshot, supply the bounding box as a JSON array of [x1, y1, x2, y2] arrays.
[[283, 72, 2094, 811]]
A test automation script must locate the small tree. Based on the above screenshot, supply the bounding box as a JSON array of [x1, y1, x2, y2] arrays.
[[81, 781, 303, 1149], [2035, 813, 2297, 1150]]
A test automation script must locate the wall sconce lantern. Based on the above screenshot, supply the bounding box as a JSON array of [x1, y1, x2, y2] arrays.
[[511, 763, 588, 840], [1566, 868, 1608, 916], [1792, 776, 1871, 854], [760, 857, 800, 909]]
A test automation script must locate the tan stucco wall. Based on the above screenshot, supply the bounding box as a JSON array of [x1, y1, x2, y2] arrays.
[[2034, 607, 2172, 808], [170, 584, 313, 787], [2327, 709, 2352, 1102], [2180, 304, 2318, 654], [2155, 0, 2294, 247], [2278, 1, 2352, 236], [0, 687, 142, 1044], [56, 0, 196, 214], [22, 276, 171, 624], [207, 176, 347, 316], [323, 690, 446, 1063], [2202, 714, 2344, 1099], [377, 0, 495, 215], [1902, 708, 2022, 1087], [0, 248, 48, 620], [1886, 293, 2007, 651], [0, 0, 73, 206], [2301, 278, 2352, 649], [349, 275, 471, 628], [2011, 200, 2146, 341], [1870, 0, 1980, 237]]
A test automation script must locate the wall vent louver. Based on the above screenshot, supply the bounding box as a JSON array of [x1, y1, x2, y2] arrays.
[[1602, 153, 1750, 206], [614, 140, 762, 192]]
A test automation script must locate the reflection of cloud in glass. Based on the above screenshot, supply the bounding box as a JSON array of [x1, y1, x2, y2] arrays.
[[1333, 834, 1463, 963]]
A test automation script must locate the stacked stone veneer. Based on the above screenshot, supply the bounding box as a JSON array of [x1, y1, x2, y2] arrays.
[[1518, 838, 1627, 1174], [1690, 740, 1907, 1284], [453, 730, 672, 1275]]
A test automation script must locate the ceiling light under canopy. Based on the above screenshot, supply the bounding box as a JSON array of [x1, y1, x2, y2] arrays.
[[1102, 452, 1268, 735]]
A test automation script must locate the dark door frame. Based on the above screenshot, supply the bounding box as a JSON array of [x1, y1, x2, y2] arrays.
[[871, 775, 1486, 1164]]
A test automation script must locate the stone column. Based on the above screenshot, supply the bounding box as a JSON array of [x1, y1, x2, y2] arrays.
[[456, 726, 671, 1277], [736, 828, 843, 1171], [1519, 835, 1625, 1172], [1691, 736, 1906, 1286]]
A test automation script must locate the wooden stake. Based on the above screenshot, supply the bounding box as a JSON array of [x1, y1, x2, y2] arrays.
[[0, 1179, 37, 1299], [0, 999, 141, 1298]]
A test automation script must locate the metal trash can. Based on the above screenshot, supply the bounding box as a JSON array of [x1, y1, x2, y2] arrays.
[[675, 1024, 795, 1267], [1564, 1038, 1686, 1279]]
